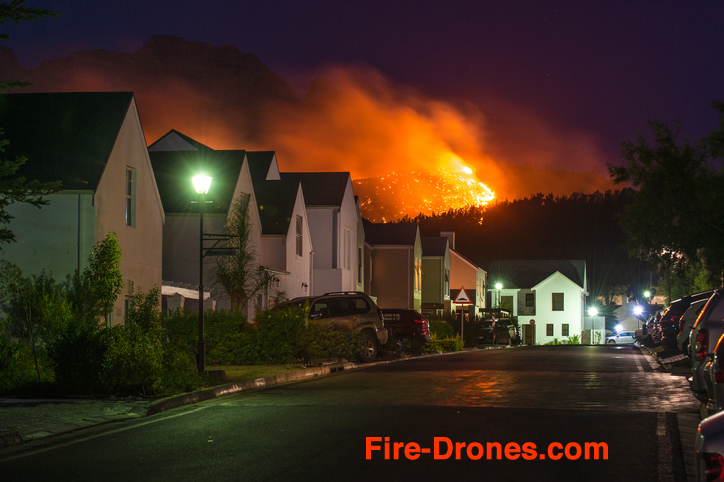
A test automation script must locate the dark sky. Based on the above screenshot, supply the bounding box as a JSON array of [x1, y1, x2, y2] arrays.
[[5, 0, 724, 174]]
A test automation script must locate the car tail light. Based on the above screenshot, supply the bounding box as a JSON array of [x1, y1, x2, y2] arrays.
[[414, 316, 426, 324], [697, 330, 709, 361], [702, 452, 724, 481]]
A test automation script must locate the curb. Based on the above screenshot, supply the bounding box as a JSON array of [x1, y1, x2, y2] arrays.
[[148, 361, 358, 415]]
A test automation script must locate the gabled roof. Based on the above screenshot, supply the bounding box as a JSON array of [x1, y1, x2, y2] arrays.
[[450, 249, 485, 273], [421, 237, 448, 257], [363, 219, 419, 246], [247, 151, 279, 182], [252, 177, 301, 235], [488, 260, 585, 290], [148, 129, 214, 152], [0, 92, 134, 191], [149, 149, 246, 214], [282, 172, 350, 207]]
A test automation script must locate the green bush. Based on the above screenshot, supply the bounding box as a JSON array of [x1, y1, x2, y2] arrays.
[[156, 342, 205, 395], [428, 319, 455, 338], [423, 333, 464, 352], [253, 306, 306, 364], [47, 319, 108, 395], [103, 324, 163, 395], [299, 322, 362, 362]]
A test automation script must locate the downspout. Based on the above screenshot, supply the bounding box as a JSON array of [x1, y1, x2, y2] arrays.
[[77, 194, 82, 273]]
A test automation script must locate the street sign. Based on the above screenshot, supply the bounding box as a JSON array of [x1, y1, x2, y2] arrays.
[[206, 248, 237, 256], [530, 319, 535, 325], [453, 287, 471, 304]]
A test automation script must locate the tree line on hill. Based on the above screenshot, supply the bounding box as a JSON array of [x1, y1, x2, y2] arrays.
[[400, 189, 651, 306]]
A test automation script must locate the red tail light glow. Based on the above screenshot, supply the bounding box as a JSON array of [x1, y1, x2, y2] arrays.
[[702, 452, 724, 482], [697, 330, 709, 361]]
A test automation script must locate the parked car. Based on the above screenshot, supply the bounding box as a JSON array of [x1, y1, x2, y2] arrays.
[[381, 309, 432, 349], [690, 291, 724, 403], [677, 299, 708, 355], [696, 409, 724, 482], [285, 291, 388, 362], [478, 318, 519, 345], [704, 332, 724, 417], [660, 291, 713, 349], [605, 331, 636, 344]]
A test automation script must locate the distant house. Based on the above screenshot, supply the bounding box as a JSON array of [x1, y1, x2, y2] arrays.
[[442, 232, 487, 319], [363, 220, 422, 311], [487, 260, 587, 344], [148, 130, 311, 316], [0, 92, 164, 325], [282, 172, 359, 296], [420, 236, 450, 317]]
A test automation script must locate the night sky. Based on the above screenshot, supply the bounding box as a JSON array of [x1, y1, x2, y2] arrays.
[[4, 1, 724, 196]]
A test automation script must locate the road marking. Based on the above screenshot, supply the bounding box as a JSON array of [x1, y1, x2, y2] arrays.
[[657, 412, 674, 482], [0, 405, 211, 463], [634, 356, 645, 373]]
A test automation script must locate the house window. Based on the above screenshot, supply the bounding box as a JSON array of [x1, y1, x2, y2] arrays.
[[445, 269, 450, 294], [296, 215, 303, 257], [546, 324, 554, 336], [525, 293, 535, 307], [552, 293, 564, 311], [501, 295, 513, 312], [125, 167, 136, 227], [562, 324, 569, 337]]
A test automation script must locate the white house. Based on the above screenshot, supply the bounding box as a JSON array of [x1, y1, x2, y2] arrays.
[[0, 92, 165, 325], [488, 260, 587, 345], [281, 172, 359, 296], [421, 236, 450, 317]]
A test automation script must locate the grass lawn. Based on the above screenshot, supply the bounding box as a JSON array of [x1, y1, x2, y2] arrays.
[[208, 365, 306, 383]]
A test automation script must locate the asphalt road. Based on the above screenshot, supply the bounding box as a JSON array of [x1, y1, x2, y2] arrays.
[[0, 345, 698, 481]]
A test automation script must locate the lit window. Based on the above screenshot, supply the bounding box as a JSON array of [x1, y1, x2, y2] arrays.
[[125, 167, 136, 227], [552, 293, 564, 311]]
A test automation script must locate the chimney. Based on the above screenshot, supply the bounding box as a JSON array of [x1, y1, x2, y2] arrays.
[[440, 231, 455, 250]]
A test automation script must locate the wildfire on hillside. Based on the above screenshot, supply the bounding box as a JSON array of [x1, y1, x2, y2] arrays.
[[354, 165, 495, 222]]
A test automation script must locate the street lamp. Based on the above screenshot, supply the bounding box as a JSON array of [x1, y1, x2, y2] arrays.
[[588, 307, 598, 317], [495, 283, 502, 309], [193, 174, 211, 374]]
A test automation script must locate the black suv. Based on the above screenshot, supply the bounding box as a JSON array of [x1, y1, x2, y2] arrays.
[[659, 291, 713, 349], [285, 292, 388, 362]]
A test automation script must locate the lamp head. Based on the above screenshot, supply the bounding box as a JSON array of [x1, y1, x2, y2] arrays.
[[193, 175, 212, 195]]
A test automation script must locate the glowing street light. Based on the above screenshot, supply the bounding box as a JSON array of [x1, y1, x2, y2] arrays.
[[633, 305, 644, 317], [495, 283, 503, 309], [193, 174, 212, 374], [588, 307, 598, 317]]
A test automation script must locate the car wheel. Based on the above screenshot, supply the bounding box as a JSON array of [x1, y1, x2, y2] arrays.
[[606, 340, 615, 344], [357, 330, 378, 363], [396, 335, 412, 352]]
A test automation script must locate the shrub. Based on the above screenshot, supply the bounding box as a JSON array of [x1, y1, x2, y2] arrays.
[[565, 334, 581, 345], [428, 319, 454, 338], [253, 306, 306, 364], [299, 322, 362, 363], [103, 324, 163, 395], [156, 342, 205, 395], [424, 333, 464, 352], [47, 319, 108, 395]]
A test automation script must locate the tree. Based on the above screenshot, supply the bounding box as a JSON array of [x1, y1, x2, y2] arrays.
[[211, 194, 275, 311], [606, 102, 724, 284], [66, 232, 124, 326], [0, 1, 61, 245]]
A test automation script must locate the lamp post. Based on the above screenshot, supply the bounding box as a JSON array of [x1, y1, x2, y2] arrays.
[[495, 283, 503, 309], [193, 174, 212, 374]]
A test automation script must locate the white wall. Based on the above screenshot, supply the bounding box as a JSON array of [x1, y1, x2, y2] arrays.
[[517, 272, 584, 344]]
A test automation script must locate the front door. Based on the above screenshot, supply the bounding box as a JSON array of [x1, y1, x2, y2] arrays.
[[523, 324, 535, 345]]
